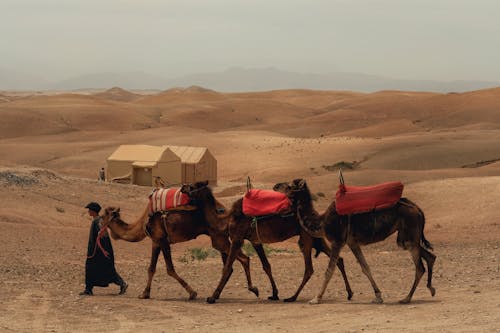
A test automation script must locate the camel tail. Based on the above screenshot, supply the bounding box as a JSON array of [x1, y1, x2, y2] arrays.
[[399, 197, 433, 251], [415, 200, 433, 251]]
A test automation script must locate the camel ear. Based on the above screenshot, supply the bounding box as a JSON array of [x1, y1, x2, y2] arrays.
[[116, 207, 121, 213], [298, 179, 306, 188], [180, 184, 190, 193]]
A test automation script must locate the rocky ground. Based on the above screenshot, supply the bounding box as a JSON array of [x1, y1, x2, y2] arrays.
[[0, 168, 498, 332]]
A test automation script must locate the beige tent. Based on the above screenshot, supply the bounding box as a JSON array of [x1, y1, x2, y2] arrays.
[[106, 145, 182, 186], [106, 144, 217, 186], [169, 146, 217, 185]]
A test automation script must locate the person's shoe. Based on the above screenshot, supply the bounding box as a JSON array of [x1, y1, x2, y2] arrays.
[[119, 282, 128, 295], [79, 290, 93, 296]]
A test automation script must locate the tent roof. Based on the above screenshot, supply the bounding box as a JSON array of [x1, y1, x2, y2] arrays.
[[108, 145, 168, 162], [132, 161, 156, 168], [167, 146, 208, 163], [108, 144, 211, 164]]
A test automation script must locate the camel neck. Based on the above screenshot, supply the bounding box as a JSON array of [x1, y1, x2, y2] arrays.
[[107, 208, 148, 242]]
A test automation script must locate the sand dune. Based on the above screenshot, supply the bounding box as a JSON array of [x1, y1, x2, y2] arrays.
[[1, 86, 499, 332]]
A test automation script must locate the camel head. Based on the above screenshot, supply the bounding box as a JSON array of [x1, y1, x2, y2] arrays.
[[181, 180, 215, 207], [290, 178, 312, 205], [181, 180, 209, 196], [101, 206, 123, 239], [102, 206, 121, 223], [273, 181, 292, 194], [273, 179, 308, 199], [276, 178, 313, 213]]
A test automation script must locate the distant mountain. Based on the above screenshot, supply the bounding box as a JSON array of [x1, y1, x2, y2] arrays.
[[1, 67, 498, 92], [0, 68, 49, 90], [93, 87, 142, 102], [166, 67, 500, 93], [50, 72, 168, 90]]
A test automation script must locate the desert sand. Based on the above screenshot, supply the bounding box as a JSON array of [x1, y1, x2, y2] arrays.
[[0, 86, 499, 332]]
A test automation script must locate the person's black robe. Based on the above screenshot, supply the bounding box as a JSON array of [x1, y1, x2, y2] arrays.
[[85, 217, 119, 287]]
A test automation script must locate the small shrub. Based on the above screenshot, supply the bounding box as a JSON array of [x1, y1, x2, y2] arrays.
[[184, 247, 218, 261], [322, 161, 358, 171]]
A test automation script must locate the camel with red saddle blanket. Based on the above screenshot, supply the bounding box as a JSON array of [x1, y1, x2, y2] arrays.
[[100, 186, 258, 300], [183, 180, 354, 304], [286, 178, 436, 304]]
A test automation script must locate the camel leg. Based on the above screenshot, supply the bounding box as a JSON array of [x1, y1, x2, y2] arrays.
[[207, 239, 243, 304], [310, 244, 342, 305], [210, 234, 259, 297], [253, 243, 280, 300], [140, 242, 161, 299], [420, 246, 436, 297], [349, 244, 383, 304], [319, 239, 354, 300], [336, 257, 354, 300], [284, 235, 314, 302], [159, 241, 197, 300], [400, 246, 425, 304], [235, 250, 259, 297], [210, 236, 235, 299]]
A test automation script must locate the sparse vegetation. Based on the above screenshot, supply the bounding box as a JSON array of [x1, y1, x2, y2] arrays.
[[322, 161, 359, 171], [180, 247, 219, 262], [0, 171, 39, 186]]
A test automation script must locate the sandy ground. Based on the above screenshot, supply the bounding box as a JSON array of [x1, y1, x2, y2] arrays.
[[0, 88, 499, 332]]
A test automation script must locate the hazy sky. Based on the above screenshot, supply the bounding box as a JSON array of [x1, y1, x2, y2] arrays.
[[1, 0, 499, 81]]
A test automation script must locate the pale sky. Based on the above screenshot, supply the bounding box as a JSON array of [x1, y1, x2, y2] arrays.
[[1, 0, 499, 81]]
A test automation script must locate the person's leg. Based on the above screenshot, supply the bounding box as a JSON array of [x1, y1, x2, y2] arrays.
[[113, 272, 128, 295], [80, 283, 93, 295]]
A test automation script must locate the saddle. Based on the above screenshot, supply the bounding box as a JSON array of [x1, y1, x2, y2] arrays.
[[335, 181, 404, 215], [148, 188, 196, 215], [243, 189, 292, 217]]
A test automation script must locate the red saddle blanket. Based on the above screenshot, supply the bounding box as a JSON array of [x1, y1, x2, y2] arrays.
[[243, 189, 291, 217], [148, 188, 191, 214], [335, 181, 404, 215]]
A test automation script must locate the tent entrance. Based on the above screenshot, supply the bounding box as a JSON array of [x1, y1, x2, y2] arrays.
[[133, 167, 152, 186]]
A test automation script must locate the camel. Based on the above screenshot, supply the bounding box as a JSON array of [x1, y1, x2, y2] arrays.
[[286, 178, 436, 304], [100, 203, 259, 300], [182, 181, 354, 304]]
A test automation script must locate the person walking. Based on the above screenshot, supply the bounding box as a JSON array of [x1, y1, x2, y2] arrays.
[[80, 202, 128, 296], [98, 168, 105, 182]]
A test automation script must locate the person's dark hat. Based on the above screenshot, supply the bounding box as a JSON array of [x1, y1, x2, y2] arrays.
[[85, 202, 101, 213]]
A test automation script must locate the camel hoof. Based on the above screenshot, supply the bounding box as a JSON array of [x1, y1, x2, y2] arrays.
[[398, 298, 411, 304], [372, 297, 384, 304], [248, 286, 259, 297], [206, 297, 217, 304], [429, 287, 436, 297], [347, 291, 354, 301], [268, 295, 279, 301], [188, 291, 197, 300], [139, 293, 150, 299], [283, 296, 297, 303], [309, 296, 320, 305]]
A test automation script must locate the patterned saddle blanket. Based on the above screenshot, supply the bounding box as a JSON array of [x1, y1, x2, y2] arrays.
[[243, 189, 291, 217], [148, 188, 192, 215], [335, 181, 404, 215]]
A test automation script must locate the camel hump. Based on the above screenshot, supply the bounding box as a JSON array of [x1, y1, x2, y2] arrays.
[[336, 181, 404, 215]]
